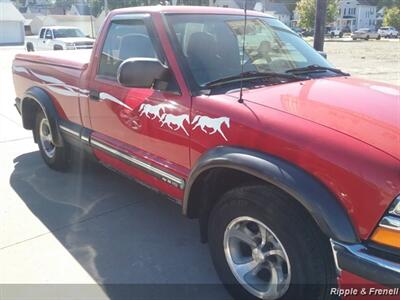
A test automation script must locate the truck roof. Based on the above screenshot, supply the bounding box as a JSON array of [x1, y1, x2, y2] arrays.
[[111, 5, 273, 17]]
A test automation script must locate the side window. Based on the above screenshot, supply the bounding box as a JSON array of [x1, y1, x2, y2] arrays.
[[97, 18, 179, 93], [98, 19, 157, 78], [39, 28, 46, 39], [45, 29, 53, 39]]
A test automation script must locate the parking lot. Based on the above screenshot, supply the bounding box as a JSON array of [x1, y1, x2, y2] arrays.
[[0, 39, 399, 299], [321, 38, 400, 86]]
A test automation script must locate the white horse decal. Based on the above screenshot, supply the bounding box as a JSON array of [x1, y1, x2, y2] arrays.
[[192, 115, 230, 141], [160, 114, 190, 136], [139, 103, 166, 120]]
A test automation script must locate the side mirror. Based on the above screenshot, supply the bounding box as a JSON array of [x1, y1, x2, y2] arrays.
[[117, 58, 169, 88], [318, 51, 327, 59]]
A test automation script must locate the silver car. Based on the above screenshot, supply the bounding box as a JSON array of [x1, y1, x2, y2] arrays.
[[351, 28, 381, 40]]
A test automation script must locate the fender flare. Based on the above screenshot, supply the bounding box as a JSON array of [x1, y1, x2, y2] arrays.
[[183, 146, 359, 244], [21, 86, 63, 147]]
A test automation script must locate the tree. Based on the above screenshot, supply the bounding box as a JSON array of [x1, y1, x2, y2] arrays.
[[383, 7, 400, 29], [296, 0, 338, 29]]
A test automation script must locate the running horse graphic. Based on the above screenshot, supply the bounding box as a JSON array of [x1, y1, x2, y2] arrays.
[[192, 115, 230, 141], [160, 114, 190, 136], [139, 103, 166, 120]]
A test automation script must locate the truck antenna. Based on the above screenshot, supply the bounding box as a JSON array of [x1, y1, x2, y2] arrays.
[[238, 0, 248, 104]]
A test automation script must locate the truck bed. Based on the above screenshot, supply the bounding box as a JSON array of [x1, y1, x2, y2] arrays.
[[15, 49, 92, 70]]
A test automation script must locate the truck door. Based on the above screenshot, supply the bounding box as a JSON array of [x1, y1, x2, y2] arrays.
[[85, 14, 190, 198], [37, 28, 46, 50], [43, 29, 53, 50]]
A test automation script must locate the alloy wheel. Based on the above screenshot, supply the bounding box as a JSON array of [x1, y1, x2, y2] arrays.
[[39, 118, 56, 158], [223, 216, 291, 300]]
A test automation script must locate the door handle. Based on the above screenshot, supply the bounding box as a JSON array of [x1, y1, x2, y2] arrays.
[[89, 90, 100, 101]]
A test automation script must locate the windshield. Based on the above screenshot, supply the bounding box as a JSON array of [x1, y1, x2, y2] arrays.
[[53, 28, 86, 38], [166, 14, 332, 88]]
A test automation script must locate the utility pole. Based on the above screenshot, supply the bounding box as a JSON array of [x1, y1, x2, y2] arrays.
[[313, 0, 327, 51]]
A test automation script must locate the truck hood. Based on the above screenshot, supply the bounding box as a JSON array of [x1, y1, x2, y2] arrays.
[[238, 77, 400, 160], [55, 37, 95, 43]]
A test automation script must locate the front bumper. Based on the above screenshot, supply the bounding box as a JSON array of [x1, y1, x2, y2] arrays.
[[331, 240, 400, 287]]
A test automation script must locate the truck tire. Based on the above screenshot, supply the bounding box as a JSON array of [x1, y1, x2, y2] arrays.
[[26, 43, 34, 52], [34, 111, 69, 170], [54, 45, 63, 51], [208, 185, 337, 300], [377, 35, 381, 40]]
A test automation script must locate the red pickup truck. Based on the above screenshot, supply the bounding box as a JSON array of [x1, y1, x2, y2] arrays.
[[12, 6, 400, 300]]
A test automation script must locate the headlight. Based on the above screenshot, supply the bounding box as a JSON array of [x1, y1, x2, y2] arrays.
[[389, 197, 400, 216], [371, 196, 400, 249]]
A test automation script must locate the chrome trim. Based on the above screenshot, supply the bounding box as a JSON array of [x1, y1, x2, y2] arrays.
[[59, 124, 79, 137], [331, 240, 400, 286], [81, 135, 90, 143], [380, 216, 400, 231], [330, 239, 342, 274], [91, 139, 185, 190], [389, 196, 400, 217]]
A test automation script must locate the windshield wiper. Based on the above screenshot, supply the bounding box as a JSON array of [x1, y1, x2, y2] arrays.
[[203, 71, 306, 88], [285, 64, 350, 76]]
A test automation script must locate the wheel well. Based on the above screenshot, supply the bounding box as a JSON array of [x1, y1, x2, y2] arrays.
[[187, 168, 323, 244], [187, 168, 261, 218], [187, 168, 340, 243]]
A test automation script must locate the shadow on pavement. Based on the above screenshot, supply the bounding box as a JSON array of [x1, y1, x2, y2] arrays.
[[9, 150, 232, 300]]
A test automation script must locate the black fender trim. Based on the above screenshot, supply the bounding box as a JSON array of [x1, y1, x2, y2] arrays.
[[184, 146, 359, 244], [21, 86, 63, 147]]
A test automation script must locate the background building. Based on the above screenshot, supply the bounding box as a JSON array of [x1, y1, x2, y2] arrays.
[[331, 0, 377, 31], [0, 0, 25, 45]]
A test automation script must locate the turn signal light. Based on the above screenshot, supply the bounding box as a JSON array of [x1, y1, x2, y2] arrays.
[[371, 226, 400, 249]]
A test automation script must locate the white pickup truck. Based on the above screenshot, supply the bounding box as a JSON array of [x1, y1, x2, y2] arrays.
[[25, 26, 95, 51]]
